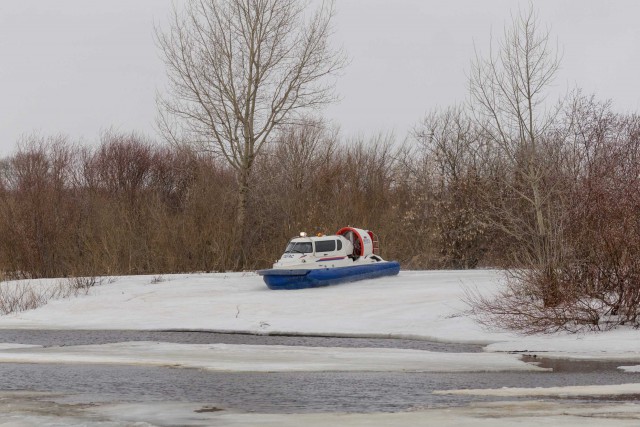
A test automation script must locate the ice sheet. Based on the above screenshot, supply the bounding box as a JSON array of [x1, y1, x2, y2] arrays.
[[434, 382, 640, 397], [3, 393, 640, 427], [0, 341, 543, 372]]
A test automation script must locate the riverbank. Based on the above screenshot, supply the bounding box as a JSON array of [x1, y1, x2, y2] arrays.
[[1, 270, 640, 361]]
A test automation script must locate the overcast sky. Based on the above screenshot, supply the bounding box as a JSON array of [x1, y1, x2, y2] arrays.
[[1, 1, 639, 156]]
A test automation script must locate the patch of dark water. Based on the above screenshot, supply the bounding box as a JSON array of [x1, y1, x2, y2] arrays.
[[581, 394, 640, 402], [521, 355, 639, 373], [0, 329, 483, 352]]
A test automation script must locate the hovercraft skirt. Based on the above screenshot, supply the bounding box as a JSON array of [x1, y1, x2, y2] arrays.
[[257, 261, 400, 290]]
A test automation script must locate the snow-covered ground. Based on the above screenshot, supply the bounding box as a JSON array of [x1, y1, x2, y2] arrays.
[[0, 271, 498, 341], [2, 270, 640, 361], [2, 270, 640, 425]]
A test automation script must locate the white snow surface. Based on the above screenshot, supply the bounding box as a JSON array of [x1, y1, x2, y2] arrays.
[[435, 383, 640, 397], [0, 271, 505, 340], [619, 365, 640, 373], [0, 343, 41, 350], [1, 270, 640, 361], [0, 341, 543, 372]]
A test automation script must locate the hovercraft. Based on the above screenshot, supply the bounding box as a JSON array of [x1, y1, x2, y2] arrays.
[[257, 227, 400, 290]]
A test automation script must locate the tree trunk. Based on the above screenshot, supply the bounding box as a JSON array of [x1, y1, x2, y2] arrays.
[[235, 166, 251, 270]]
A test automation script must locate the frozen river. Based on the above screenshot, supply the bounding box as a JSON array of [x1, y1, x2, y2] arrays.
[[0, 330, 638, 414]]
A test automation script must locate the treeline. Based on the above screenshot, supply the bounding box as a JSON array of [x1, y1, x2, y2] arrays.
[[0, 133, 234, 277], [0, 125, 487, 278], [0, 93, 638, 288]]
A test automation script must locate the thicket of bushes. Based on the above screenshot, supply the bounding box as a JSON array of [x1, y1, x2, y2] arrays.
[[0, 118, 505, 278], [0, 137, 419, 276], [467, 96, 640, 332]]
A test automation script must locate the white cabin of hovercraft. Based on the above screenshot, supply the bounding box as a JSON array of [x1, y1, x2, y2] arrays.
[[276, 226, 380, 267]]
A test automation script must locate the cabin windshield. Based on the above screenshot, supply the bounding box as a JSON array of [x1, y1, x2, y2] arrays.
[[284, 241, 313, 254]]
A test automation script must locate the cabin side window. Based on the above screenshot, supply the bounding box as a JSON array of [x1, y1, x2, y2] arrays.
[[315, 240, 336, 253], [284, 241, 313, 254], [337, 239, 342, 250]]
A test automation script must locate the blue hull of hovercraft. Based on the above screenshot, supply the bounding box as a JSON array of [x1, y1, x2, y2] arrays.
[[257, 261, 401, 290]]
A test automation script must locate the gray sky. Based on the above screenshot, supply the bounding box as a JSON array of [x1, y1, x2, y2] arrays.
[[1, 1, 639, 156]]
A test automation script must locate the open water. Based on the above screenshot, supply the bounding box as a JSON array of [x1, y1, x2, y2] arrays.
[[0, 330, 638, 413]]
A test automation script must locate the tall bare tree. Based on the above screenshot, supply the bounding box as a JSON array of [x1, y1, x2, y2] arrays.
[[156, 0, 346, 266], [469, 6, 564, 301]]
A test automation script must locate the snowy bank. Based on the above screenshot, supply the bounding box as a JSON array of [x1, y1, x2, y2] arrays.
[[485, 330, 640, 361], [0, 271, 509, 342], [2, 270, 640, 360]]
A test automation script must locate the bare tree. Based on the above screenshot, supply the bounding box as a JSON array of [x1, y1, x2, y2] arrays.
[[156, 0, 346, 266], [469, 6, 565, 303], [413, 107, 490, 268]]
